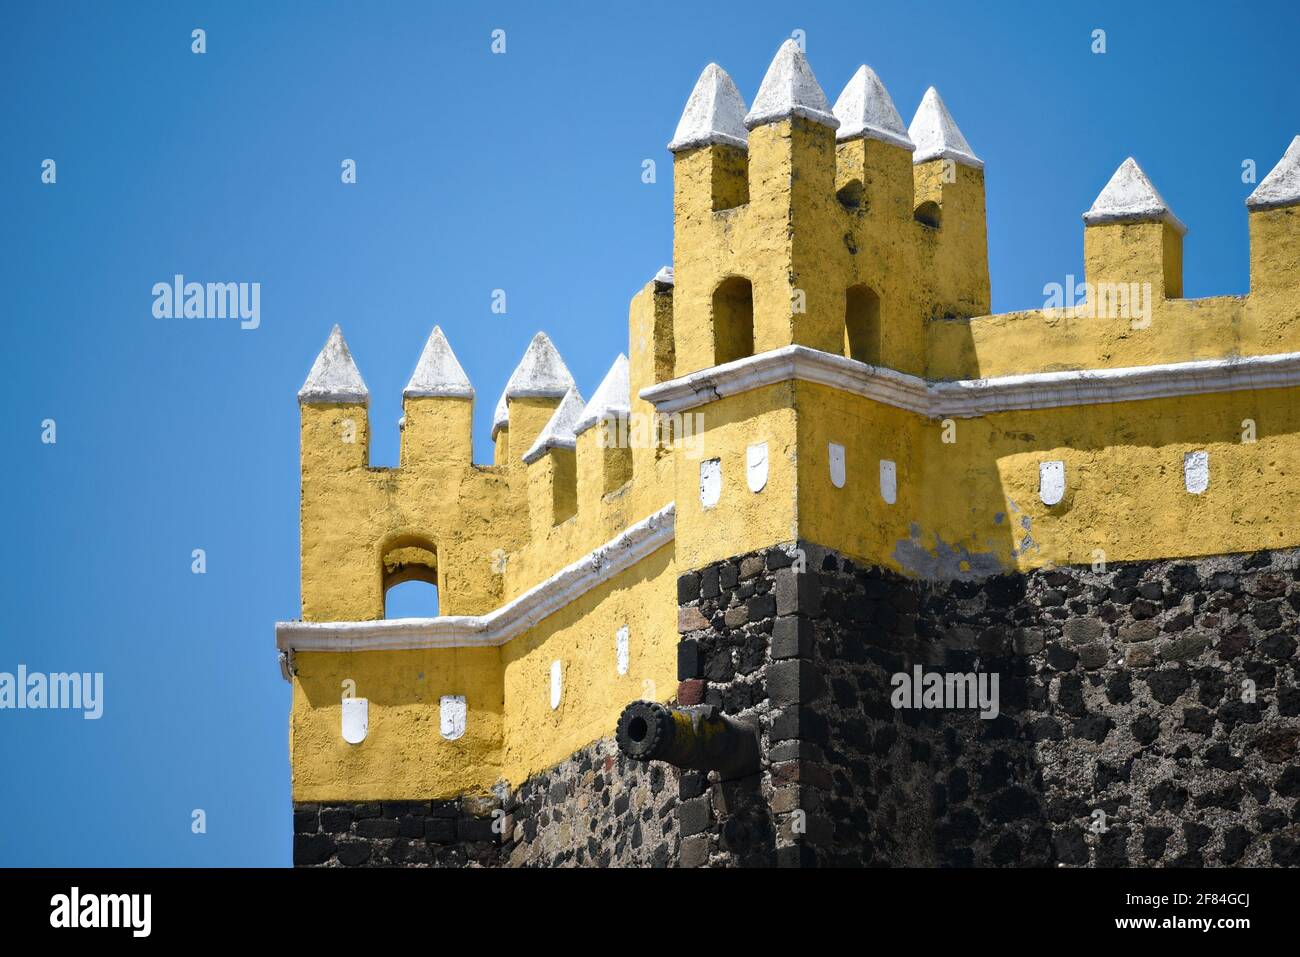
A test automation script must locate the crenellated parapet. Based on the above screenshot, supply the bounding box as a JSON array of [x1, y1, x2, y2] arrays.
[[297, 325, 520, 621], [1246, 136, 1300, 299], [667, 41, 991, 382], [925, 139, 1300, 380], [296, 322, 677, 627], [660, 41, 1300, 387], [279, 40, 1300, 814]]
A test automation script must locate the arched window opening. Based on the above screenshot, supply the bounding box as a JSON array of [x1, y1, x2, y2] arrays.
[[844, 285, 882, 365], [837, 178, 865, 209], [914, 200, 941, 229], [382, 537, 439, 618], [713, 277, 754, 366]]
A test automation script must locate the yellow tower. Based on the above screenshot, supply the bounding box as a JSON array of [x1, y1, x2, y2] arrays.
[[281, 41, 1300, 870]]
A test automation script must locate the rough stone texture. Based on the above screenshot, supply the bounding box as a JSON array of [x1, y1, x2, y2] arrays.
[[832, 545, 1296, 866], [503, 738, 679, 867], [676, 542, 1300, 867], [292, 797, 501, 868], [293, 736, 678, 868], [298, 543, 1299, 868], [673, 542, 817, 867]]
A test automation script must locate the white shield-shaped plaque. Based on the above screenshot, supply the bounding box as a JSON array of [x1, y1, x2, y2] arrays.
[[341, 697, 368, 745], [616, 625, 630, 676], [699, 458, 722, 508], [746, 442, 768, 493], [829, 442, 846, 489], [439, 695, 466, 741], [1039, 460, 1065, 506], [1184, 450, 1209, 494], [880, 459, 897, 505], [550, 660, 563, 710]]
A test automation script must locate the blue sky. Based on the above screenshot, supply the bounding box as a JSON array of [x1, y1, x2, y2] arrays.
[[1, 0, 1296, 866]]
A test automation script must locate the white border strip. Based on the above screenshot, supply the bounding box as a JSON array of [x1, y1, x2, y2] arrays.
[[275, 503, 675, 674], [639, 345, 1300, 418]]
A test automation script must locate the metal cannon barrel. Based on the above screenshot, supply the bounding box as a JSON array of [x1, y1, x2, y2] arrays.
[[615, 701, 760, 780]]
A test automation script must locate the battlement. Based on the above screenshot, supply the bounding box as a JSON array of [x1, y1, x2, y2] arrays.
[[292, 44, 1300, 627], [664, 40, 989, 379], [280, 41, 1300, 819], [663, 41, 1300, 383], [294, 299, 685, 627]]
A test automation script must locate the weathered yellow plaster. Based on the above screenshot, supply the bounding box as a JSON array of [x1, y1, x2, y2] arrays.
[[795, 382, 1300, 578], [672, 384, 798, 572], [287, 74, 1300, 805], [671, 119, 990, 382], [499, 545, 677, 784], [291, 645, 503, 802], [928, 207, 1300, 381], [289, 547, 677, 801]]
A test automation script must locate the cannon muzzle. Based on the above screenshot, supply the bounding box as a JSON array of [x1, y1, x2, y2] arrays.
[[615, 701, 760, 780]]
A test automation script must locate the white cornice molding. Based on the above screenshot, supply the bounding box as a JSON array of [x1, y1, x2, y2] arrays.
[[641, 347, 928, 415], [638, 345, 1300, 418], [275, 504, 675, 676]]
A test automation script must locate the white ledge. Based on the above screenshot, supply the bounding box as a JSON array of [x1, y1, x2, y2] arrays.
[[275, 504, 676, 675], [638, 345, 1300, 419]]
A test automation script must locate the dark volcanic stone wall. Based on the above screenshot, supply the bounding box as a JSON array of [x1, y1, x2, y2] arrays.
[[293, 796, 503, 867], [295, 543, 1300, 868], [293, 736, 679, 867], [504, 736, 679, 867], [675, 543, 820, 867], [677, 542, 1300, 867], [908, 546, 1300, 868]]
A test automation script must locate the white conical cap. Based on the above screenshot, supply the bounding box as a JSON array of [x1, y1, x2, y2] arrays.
[[744, 39, 838, 131], [298, 325, 369, 405], [521, 386, 586, 465], [1083, 157, 1187, 234], [907, 87, 982, 169], [668, 63, 749, 152], [831, 65, 914, 150], [504, 332, 575, 398], [403, 326, 474, 398], [653, 265, 674, 287], [491, 332, 576, 438], [1246, 135, 1300, 211], [491, 389, 509, 438], [575, 355, 630, 435]]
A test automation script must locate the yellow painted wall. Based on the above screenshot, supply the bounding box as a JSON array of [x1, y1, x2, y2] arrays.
[[928, 210, 1299, 381], [289, 93, 1300, 806], [794, 381, 929, 569], [292, 299, 679, 800], [671, 120, 989, 380], [499, 544, 677, 783], [290, 545, 677, 801], [291, 645, 503, 802], [300, 401, 520, 621], [671, 383, 799, 572], [796, 382, 1300, 577]]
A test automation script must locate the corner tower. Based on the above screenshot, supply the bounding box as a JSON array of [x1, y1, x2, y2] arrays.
[[281, 41, 1300, 872], [668, 42, 991, 381]]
